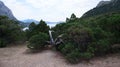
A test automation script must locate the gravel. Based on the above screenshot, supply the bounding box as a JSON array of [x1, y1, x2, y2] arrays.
[[0, 44, 120, 67]]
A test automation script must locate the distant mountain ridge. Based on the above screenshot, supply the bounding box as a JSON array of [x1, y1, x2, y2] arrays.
[[0, 1, 60, 27], [21, 19, 61, 27], [22, 19, 39, 23], [82, 0, 120, 18], [0, 1, 17, 20]]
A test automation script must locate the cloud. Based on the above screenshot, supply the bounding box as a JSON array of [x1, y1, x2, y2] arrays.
[[2, 0, 34, 20], [1, 0, 106, 22], [24, 0, 102, 21], [26, 0, 58, 9]]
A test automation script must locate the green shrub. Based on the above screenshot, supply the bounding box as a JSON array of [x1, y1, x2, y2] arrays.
[[0, 16, 25, 47], [58, 43, 65, 51], [27, 33, 49, 49], [0, 39, 7, 48], [65, 49, 80, 63], [65, 49, 93, 63], [80, 52, 93, 59], [65, 25, 93, 52], [61, 43, 75, 55], [26, 20, 50, 40], [90, 39, 111, 55], [52, 12, 120, 63], [111, 44, 120, 53], [87, 46, 96, 54]]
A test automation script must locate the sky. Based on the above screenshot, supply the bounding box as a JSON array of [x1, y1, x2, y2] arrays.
[[2, 0, 110, 22]]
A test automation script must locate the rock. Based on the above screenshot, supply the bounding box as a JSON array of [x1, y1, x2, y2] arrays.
[[0, 1, 17, 20]]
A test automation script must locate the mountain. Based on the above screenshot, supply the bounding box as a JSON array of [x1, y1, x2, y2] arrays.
[[20, 19, 39, 27], [82, 0, 120, 18], [21, 19, 61, 27], [96, 1, 110, 7], [0, 1, 17, 20], [22, 19, 39, 23]]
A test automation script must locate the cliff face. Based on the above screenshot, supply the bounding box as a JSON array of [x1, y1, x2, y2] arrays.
[[82, 0, 120, 18], [0, 1, 17, 20]]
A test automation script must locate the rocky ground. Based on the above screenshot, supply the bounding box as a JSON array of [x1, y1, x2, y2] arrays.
[[0, 44, 120, 67]]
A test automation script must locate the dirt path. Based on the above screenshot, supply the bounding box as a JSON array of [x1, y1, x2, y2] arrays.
[[0, 44, 120, 67]]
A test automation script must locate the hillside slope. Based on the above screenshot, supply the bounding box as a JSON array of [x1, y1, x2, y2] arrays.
[[82, 0, 120, 18]]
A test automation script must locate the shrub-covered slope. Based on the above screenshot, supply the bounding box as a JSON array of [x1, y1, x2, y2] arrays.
[[82, 0, 120, 18], [52, 12, 120, 63], [0, 16, 25, 47]]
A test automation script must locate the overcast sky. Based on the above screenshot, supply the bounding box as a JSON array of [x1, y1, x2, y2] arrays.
[[2, 0, 110, 22]]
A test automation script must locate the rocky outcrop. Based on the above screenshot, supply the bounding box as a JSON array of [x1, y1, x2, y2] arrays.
[[0, 1, 17, 20]]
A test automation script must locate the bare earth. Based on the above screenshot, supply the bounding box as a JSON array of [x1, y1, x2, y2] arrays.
[[0, 44, 120, 67]]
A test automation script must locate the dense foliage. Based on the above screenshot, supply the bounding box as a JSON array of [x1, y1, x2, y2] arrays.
[[0, 16, 25, 47], [27, 33, 49, 49], [26, 20, 50, 40], [26, 20, 50, 50], [52, 12, 120, 63]]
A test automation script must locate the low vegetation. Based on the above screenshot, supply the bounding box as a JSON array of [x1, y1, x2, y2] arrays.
[[0, 12, 120, 64], [27, 32, 49, 49], [52, 12, 120, 63], [26, 20, 50, 50], [0, 16, 25, 47]]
